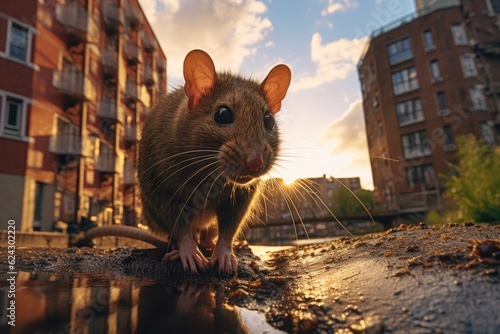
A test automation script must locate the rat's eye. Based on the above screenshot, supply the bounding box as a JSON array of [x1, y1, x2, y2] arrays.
[[214, 106, 234, 125], [264, 113, 275, 132]]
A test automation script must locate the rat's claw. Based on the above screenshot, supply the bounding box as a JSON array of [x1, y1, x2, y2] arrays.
[[162, 249, 179, 263], [210, 249, 238, 275], [179, 249, 209, 273]]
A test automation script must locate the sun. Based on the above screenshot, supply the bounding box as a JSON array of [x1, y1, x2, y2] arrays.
[[282, 174, 299, 186]]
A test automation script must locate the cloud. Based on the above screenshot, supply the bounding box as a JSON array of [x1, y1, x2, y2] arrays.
[[324, 99, 368, 156], [321, 0, 359, 16], [291, 33, 367, 92], [139, 0, 272, 86]]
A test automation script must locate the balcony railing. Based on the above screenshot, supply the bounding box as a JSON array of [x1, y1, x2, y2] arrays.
[[102, 1, 123, 33], [96, 153, 118, 172], [124, 42, 141, 64], [141, 31, 156, 52], [125, 79, 138, 102], [125, 125, 136, 141], [101, 50, 118, 76], [123, 159, 135, 185], [52, 70, 96, 101], [49, 134, 86, 155], [55, 2, 88, 37], [144, 64, 155, 86], [156, 55, 166, 72], [97, 101, 124, 123], [396, 190, 441, 213], [124, 0, 142, 28]]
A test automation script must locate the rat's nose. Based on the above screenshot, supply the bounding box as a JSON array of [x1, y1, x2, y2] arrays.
[[245, 154, 263, 173]]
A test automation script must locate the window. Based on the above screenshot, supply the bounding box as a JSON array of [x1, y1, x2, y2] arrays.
[[7, 22, 31, 62], [451, 25, 467, 45], [486, 0, 500, 13], [442, 126, 456, 151], [392, 67, 419, 95], [480, 121, 496, 145], [460, 54, 477, 78], [387, 37, 413, 65], [429, 60, 442, 82], [406, 164, 435, 188], [3, 97, 24, 137], [401, 131, 431, 159], [396, 98, 424, 126], [436, 91, 448, 115], [423, 30, 435, 51], [469, 86, 486, 110]]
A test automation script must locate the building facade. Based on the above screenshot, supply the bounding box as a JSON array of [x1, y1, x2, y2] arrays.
[[0, 0, 167, 231], [358, 1, 499, 214]]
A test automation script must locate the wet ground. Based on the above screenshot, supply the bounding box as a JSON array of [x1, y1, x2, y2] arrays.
[[1, 223, 499, 333]]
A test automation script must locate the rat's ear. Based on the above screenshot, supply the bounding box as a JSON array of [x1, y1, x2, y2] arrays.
[[183, 49, 217, 111], [261, 64, 291, 114]]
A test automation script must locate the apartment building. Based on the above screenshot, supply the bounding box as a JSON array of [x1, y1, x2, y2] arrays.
[[357, 0, 499, 214], [0, 0, 167, 231], [258, 175, 362, 224]]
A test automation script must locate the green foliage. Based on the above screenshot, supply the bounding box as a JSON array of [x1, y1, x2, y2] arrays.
[[426, 209, 446, 226], [446, 135, 500, 223], [331, 188, 378, 215]]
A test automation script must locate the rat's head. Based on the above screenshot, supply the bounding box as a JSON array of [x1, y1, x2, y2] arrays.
[[182, 49, 291, 185]]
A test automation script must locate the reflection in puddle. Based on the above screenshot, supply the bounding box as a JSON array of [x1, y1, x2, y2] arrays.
[[0, 272, 283, 334]]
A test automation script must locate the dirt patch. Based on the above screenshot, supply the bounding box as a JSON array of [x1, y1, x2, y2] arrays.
[[2, 223, 499, 333]]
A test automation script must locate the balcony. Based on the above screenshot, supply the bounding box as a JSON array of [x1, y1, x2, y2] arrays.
[[125, 79, 138, 103], [125, 125, 137, 142], [102, 1, 123, 34], [55, 2, 88, 39], [123, 159, 135, 185], [96, 153, 118, 172], [124, 0, 143, 28], [156, 55, 166, 72], [49, 134, 86, 155], [97, 100, 124, 123], [124, 42, 142, 65], [396, 190, 441, 213], [141, 31, 156, 52], [101, 50, 118, 76], [143, 64, 155, 86], [52, 70, 96, 101]]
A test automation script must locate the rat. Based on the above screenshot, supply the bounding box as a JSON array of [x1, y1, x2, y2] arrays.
[[135, 49, 291, 274]]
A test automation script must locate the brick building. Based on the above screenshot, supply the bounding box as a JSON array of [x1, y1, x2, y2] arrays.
[[358, 0, 499, 214], [0, 0, 166, 231], [258, 175, 362, 224]]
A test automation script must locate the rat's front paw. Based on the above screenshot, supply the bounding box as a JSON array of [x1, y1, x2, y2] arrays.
[[162, 248, 209, 273], [209, 248, 238, 275]]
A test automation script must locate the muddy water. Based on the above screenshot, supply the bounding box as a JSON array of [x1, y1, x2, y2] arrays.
[[0, 271, 284, 334]]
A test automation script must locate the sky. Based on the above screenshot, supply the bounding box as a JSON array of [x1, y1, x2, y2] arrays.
[[138, 0, 417, 189]]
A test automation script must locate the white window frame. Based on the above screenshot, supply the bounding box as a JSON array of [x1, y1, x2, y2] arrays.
[[459, 53, 477, 78], [451, 24, 467, 46], [392, 67, 419, 95], [396, 98, 424, 126], [480, 121, 496, 145], [469, 86, 487, 110], [0, 90, 32, 142], [423, 30, 435, 51], [485, 0, 500, 15], [0, 17, 38, 69], [429, 60, 442, 82]]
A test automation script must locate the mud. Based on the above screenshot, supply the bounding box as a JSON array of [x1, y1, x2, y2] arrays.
[[2, 223, 499, 333]]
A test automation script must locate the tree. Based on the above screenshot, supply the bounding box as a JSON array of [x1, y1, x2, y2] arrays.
[[446, 135, 500, 223], [331, 188, 377, 215]]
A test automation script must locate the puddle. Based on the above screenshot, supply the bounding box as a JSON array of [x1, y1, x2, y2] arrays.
[[0, 272, 284, 334]]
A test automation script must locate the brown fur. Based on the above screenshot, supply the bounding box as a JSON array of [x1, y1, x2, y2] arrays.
[[136, 50, 291, 273]]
